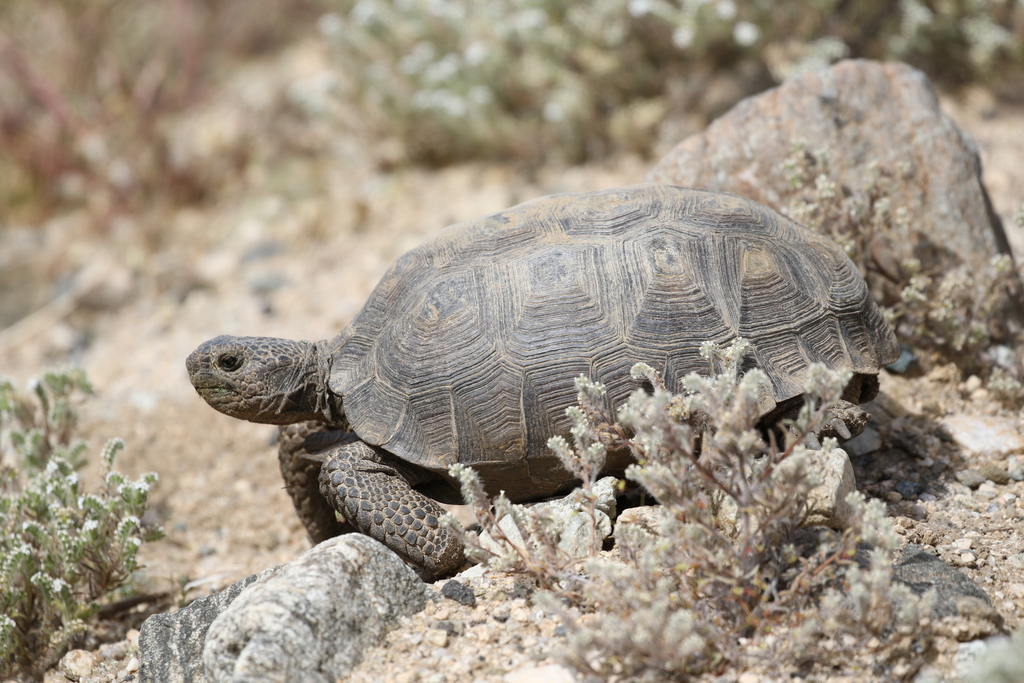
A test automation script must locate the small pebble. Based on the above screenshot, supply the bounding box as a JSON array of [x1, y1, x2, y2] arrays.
[[1007, 455, 1024, 482], [886, 345, 918, 374], [1009, 583, 1024, 599], [510, 607, 531, 623], [956, 552, 978, 567], [425, 629, 449, 647], [954, 538, 974, 551], [395, 672, 417, 683], [978, 463, 1011, 485], [125, 656, 139, 673], [99, 642, 127, 661], [738, 673, 760, 683], [976, 482, 999, 499], [843, 427, 881, 457], [894, 480, 921, 498], [441, 579, 477, 607], [919, 492, 938, 503], [990, 345, 1017, 369], [955, 469, 986, 489], [907, 504, 928, 520], [963, 375, 983, 393], [59, 650, 99, 679], [886, 491, 904, 503]]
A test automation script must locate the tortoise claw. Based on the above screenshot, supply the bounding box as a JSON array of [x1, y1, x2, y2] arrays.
[[830, 417, 852, 441]]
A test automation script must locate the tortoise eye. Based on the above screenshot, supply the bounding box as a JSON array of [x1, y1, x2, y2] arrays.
[[217, 354, 242, 372]]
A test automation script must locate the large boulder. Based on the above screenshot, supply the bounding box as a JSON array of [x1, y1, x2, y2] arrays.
[[202, 535, 431, 683], [647, 59, 1017, 309], [139, 569, 275, 683]]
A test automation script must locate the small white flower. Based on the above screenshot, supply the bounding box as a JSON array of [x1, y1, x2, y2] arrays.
[[350, 0, 379, 26], [467, 86, 493, 106], [715, 0, 736, 21], [628, 0, 654, 17], [317, 12, 343, 37], [423, 53, 462, 85], [516, 8, 546, 31], [464, 42, 490, 67], [672, 25, 694, 49], [733, 21, 759, 47], [543, 101, 566, 122]]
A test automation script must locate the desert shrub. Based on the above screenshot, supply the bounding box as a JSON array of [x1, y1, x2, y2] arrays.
[[318, 0, 1024, 164], [778, 142, 1024, 397], [0, 0, 323, 224], [0, 368, 162, 680], [961, 630, 1024, 683], [888, 255, 1019, 357], [450, 339, 934, 680]]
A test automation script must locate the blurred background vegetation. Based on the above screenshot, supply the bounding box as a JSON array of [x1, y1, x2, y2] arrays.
[[0, 0, 1022, 231]]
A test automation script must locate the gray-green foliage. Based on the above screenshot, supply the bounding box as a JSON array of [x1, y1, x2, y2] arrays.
[[0, 369, 163, 680], [964, 631, 1024, 683], [319, 0, 1024, 164], [779, 142, 1024, 398], [451, 340, 934, 680]]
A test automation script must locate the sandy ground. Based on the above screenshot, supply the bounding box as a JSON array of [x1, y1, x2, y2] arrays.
[[2, 47, 1023, 680]]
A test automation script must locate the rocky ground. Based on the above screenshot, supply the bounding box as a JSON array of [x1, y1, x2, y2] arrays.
[[1, 46, 1023, 683]]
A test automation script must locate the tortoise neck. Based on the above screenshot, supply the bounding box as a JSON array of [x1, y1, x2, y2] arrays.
[[311, 339, 345, 426]]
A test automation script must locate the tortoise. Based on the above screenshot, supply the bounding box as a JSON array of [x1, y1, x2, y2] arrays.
[[186, 183, 899, 577]]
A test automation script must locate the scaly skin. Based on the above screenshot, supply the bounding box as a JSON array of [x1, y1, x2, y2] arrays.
[[188, 335, 465, 577], [277, 421, 356, 543], [318, 440, 465, 577]]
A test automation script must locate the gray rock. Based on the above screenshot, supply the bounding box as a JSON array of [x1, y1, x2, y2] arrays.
[[478, 477, 618, 559], [893, 545, 1004, 640], [885, 345, 920, 375], [956, 469, 988, 489], [978, 463, 1011, 486], [613, 505, 663, 546], [780, 447, 857, 529], [843, 425, 882, 457], [647, 59, 1019, 312], [941, 415, 1024, 459], [894, 480, 922, 499], [139, 569, 274, 683], [989, 345, 1018, 370], [635, 448, 856, 538], [1008, 456, 1024, 482], [203, 535, 431, 683], [440, 579, 477, 607]]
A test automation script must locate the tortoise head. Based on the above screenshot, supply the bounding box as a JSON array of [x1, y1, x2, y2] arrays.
[[186, 335, 343, 425]]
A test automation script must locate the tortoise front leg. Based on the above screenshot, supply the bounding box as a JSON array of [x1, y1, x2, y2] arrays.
[[318, 440, 465, 577], [278, 422, 356, 543]]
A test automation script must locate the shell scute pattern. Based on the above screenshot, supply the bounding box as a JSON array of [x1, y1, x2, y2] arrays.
[[329, 184, 898, 480]]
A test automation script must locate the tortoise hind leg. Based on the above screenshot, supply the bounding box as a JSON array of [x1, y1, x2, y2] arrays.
[[278, 422, 356, 543], [319, 440, 465, 578], [819, 400, 870, 442], [793, 400, 871, 450]]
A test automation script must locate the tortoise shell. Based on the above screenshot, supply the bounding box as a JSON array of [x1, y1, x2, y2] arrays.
[[327, 183, 898, 498]]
